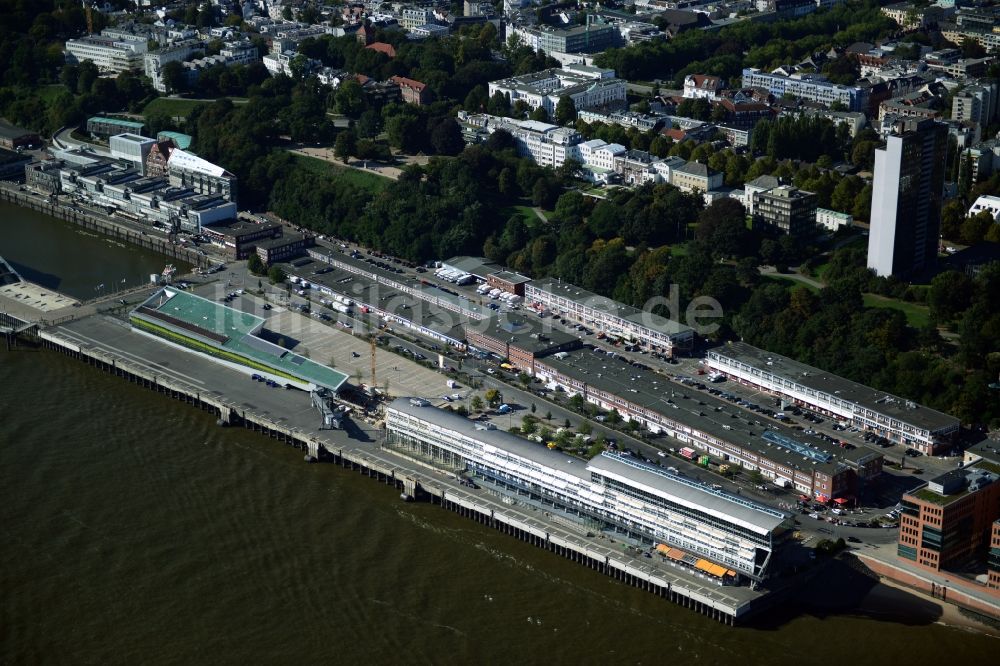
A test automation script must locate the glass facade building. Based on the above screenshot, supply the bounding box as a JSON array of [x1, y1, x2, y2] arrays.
[[385, 398, 789, 581]]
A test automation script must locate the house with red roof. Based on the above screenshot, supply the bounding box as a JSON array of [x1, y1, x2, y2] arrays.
[[390, 75, 430, 106]]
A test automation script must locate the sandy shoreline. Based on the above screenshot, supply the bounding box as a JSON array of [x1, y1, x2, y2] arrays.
[[856, 578, 1000, 637]]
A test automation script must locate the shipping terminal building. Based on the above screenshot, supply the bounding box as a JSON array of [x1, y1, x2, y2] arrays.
[[386, 397, 792, 584], [129, 287, 348, 392]]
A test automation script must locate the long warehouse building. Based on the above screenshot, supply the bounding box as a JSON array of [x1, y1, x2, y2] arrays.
[[385, 397, 791, 583], [533, 348, 883, 503], [524, 278, 695, 356], [705, 342, 960, 455]]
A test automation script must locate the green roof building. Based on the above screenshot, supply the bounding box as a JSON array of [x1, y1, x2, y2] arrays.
[[156, 130, 192, 150], [130, 287, 348, 392]]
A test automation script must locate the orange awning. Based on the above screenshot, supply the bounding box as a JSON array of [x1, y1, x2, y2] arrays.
[[667, 548, 685, 561]]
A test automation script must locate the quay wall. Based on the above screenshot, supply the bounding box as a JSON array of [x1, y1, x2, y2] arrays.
[[28, 325, 765, 626]]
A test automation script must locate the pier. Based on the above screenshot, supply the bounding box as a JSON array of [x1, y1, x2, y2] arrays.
[[7, 312, 784, 625]]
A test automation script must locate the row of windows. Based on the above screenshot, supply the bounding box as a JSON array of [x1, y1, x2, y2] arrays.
[[387, 413, 771, 572]]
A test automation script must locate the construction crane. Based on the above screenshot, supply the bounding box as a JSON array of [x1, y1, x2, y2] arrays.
[[370, 335, 377, 392]]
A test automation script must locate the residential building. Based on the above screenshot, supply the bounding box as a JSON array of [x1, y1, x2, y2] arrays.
[[816, 208, 853, 231], [464, 316, 582, 375], [524, 278, 694, 355], [390, 75, 431, 106], [952, 83, 999, 128], [898, 467, 1000, 586], [487, 64, 626, 118], [968, 194, 1000, 221], [0, 119, 40, 151], [385, 398, 791, 582], [508, 21, 622, 56], [366, 42, 397, 58], [459, 113, 582, 170], [576, 109, 661, 131], [743, 175, 780, 215], [706, 341, 961, 454], [878, 90, 943, 123], [741, 68, 868, 111], [130, 287, 348, 392], [64, 31, 147, 73], [713, 99, 773, 131], [683, 75, 725, 100], [143, 41, 201, 93], [751, 185, 817, 236], [410, 23, 450, 39], [399, 7, 436, 30], [867, 118, 948, 278], [671, 162, 722, 193]]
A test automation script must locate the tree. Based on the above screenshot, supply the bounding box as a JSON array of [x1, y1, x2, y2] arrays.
[[334, 79, 365, 117], [696, 198, 752, 258], [485, 388, 501, 406], [161, 60, 187, 94], [430, 118, 464, 156], [247, 253, 266, 275], [530, 105, 549, 122], [267, 265, 286, 284], [471, 395, 484, 412], [334, 129, 357, 163], [928, 271, 973, 323], [554, 95, 576, 125]]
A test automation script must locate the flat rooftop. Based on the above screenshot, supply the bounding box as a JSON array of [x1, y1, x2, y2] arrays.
[[202, 219, 280, 239], [528, 277, 693, 338], [539, 348, 879, 477], [465, 315, 581, 354], [388, 397, 588, 479], [588, 453, 788, 535], [710, 341, 959, 433], [134, 288, 348, 391]]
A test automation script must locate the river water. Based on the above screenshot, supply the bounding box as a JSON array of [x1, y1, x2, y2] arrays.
[[0, 201, 188, 300], [1, 206, 996, 664]]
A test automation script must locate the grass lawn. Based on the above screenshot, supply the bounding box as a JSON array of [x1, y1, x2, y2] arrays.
[[290, 153, 389, 193], [862, 293, 930, 328], [38, 84, 69, 104], [501, 204, 542, 228], [143, 96, 246, 119], [764, 274, 820, 293], [143, 97, 211, 118]]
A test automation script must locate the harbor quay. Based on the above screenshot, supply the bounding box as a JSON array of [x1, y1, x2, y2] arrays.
[[4, 310, 815, 625]]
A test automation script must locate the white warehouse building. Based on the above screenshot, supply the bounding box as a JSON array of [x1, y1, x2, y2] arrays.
[[385, 398, 790, 582]]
